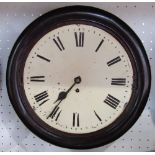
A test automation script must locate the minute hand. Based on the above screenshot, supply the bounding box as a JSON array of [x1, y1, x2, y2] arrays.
[[48, 76, 81, 119], [65, 82, 76, 94], [65, 76, 81, 96]]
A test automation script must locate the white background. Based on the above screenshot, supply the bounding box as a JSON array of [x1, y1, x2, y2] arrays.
[[0, 2, 155, 152]]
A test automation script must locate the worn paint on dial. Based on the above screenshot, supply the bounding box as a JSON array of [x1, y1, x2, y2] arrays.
[[23, 24, 133, 134]]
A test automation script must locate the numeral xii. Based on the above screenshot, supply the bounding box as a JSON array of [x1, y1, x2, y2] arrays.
[[74, 32, 84, 47]]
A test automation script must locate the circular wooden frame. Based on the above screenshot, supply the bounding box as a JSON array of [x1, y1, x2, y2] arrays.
[[6, 6, 151, 149]]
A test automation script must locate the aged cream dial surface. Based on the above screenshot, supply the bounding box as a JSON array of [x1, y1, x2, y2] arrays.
[[23, 24, 133, 134]]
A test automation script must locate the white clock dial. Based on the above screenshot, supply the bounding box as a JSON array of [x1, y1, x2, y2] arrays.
[[23, 24, 133, 134]]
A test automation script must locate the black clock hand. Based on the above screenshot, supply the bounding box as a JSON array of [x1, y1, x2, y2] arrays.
[[47, 100, 62, 119], [47, 76, 81, 119], [53, 83, 76, 104], [53, 76, 81, 104]]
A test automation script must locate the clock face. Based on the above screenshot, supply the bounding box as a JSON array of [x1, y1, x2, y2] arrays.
[[23, 24, 133, 134], [7, 6, 151, 149]]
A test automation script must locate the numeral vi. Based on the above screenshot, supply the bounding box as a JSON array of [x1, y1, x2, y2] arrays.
[[73, 113, 80, 127]]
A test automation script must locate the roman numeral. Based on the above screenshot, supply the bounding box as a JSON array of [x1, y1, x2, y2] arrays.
[[73, 113, 80, 127], [53, 36, 65, 51], [74, 32, 84, 47], [94, 110, 102, 121], [111, 78, 126, 86], [107, 56, 121, 66], [30, 76, 45, 82], [95, 39, 104, 52], [47, 106, 62, 121], [104, 94, 120, 109], [34, 91, 49, 106], [37, 54, 50, 62]]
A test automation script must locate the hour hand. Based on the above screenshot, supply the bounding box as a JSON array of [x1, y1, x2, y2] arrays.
[[53, 76, 81, 104], [53, 91, 67, 103]]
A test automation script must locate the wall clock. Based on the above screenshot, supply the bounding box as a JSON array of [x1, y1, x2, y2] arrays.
[[6, 6, 151, 149]]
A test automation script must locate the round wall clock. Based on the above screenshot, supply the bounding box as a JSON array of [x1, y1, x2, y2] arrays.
[[7, 6, 151, 149]]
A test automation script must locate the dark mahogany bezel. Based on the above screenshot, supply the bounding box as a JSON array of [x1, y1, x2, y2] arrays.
[[6, 6, 151, 149]]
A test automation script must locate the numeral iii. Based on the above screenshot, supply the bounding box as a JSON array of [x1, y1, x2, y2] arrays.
[[111, 78, 126, 86]]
